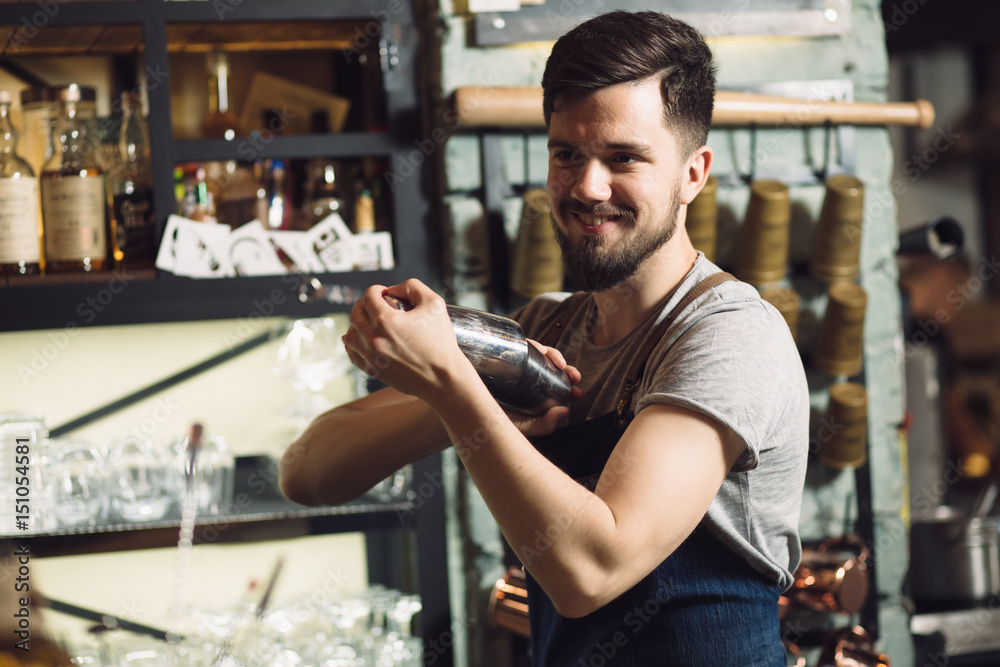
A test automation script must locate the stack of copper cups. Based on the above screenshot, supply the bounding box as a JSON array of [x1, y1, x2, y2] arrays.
[[812, 175, 868, 379], [735, 179, 801, 342], [687, 175, 718, 263], [736, 179, 791, 286]]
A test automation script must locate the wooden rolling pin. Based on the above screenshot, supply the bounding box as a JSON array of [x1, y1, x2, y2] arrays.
[[451, 86, 935, 129]]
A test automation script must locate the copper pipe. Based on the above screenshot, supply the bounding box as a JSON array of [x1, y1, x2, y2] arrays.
[[450, 86, 935, 129]]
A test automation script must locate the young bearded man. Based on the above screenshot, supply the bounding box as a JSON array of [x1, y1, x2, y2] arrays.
[[281, 10, 808, 665]]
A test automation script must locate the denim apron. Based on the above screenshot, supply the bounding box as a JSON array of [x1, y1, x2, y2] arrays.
[[523, 273, 786, 666]]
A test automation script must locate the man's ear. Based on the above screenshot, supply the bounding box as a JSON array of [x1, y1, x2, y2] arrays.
[[680, 145, 713, 206]]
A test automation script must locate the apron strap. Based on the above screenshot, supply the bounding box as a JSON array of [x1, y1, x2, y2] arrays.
[[615, 271, 737, 424]]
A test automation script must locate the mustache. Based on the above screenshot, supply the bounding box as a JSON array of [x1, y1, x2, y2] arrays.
[[563, 203, 636, 222]]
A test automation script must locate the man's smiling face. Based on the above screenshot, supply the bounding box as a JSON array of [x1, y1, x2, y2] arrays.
[[546, 77, 687, 293]]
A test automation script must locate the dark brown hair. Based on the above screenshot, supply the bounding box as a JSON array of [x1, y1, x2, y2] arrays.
[[541, 10, 716, 156]]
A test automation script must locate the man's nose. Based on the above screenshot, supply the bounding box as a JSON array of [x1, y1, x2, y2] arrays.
[[570, 159, 612, 204]]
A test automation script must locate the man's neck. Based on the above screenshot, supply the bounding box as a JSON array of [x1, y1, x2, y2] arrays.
[[589, 238, 699, 347]]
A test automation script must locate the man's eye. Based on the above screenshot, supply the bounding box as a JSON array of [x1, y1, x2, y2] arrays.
[[553, 150, 580, 163], [613, 154, 639, 164]]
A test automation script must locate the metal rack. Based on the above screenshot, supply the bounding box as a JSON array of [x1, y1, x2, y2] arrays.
[[0, 1, 450, 663], [0, 0, 437, 331]]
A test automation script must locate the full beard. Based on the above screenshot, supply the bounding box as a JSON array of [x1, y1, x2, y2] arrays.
[[553, 186, 681, 293]]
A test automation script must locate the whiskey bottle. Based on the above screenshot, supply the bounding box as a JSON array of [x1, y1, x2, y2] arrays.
[[107, 91, 155, 270], [0, 90, 42, 276], [202, 51, 243, 140], [41, 84, 107, 273]]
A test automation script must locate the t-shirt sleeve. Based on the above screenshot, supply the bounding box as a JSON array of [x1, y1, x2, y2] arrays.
[[635, 296, 808, 473]]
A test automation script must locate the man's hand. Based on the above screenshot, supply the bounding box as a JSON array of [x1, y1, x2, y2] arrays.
[[504, 340, 583, 437], [342, 279, 475, 404]]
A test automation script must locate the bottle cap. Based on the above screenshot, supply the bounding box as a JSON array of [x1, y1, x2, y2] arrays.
[[812, 174, 865, 283], [687, 175, 718, 262], [55, 83, 96, 103], [736, 179, 791, 285]]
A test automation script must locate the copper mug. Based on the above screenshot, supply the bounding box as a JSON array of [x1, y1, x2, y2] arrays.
[[788, 535, 870, 615], [488, 567, 530, 638], [818, 626, 891, 667]]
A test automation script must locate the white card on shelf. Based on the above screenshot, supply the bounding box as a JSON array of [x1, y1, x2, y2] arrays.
[[352, 232, 395, 270], [302, 213, 357, 272], [227, 221, 288, 276]]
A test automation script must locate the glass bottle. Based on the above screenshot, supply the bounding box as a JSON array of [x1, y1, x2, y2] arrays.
[[40, 83, 107, 273], [107, 91, 156, 270], [208, 159, 260, 229], [301, 158, 347, 229], [0, 90, 42, 275], [201, 51, 243, 140], [299, 112, 350, 230]]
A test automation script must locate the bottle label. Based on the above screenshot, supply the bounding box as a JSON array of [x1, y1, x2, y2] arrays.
[[112, 188, 155, 261], [41, 175, 106, 260], [0, 177, 41, 263]]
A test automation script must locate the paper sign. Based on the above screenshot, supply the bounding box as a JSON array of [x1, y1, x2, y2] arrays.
[[353, 232, 395, 270], [469, 0, 520, 11], [268, 230, 326, 274], [302, 214, 356, 272], [227, 220, 288, 276]]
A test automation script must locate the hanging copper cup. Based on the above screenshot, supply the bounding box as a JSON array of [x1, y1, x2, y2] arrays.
[[736, 179, 791, 285], [687, 175, 719, 262], [813, 283, 867, 377], [788, 535, 870, 615], [488, 567, 530, 638], [510, 188, 563, 298], [812, 174, 865, 284], [818, 626, 891, 667]]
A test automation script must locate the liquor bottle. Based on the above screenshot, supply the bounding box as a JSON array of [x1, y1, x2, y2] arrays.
[[353, 187, 375, 234], [301, 158, 348, 229], [0, 90, 42, 276], [202, 51, 243, 140], [40, 84, 107, 273], [106, 91, 156, 270]]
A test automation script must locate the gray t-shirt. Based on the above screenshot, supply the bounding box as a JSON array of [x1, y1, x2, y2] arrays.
[[514, 254, 809, 590]]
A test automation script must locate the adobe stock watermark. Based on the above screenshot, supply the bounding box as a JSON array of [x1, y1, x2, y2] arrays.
[[220, 275, 303, 350], [900, 254, 1000, 365], [579, 598, 664, 667], [17, 270, 137, 384], [342, 0, 409, 64], [883, 0, 932, 39], [115, 397, 181, 443], [384, 74, 503, 193], [7, 0, 70, 52]]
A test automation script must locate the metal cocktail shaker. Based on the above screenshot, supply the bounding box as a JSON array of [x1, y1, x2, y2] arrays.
[[384, 295, 572, 415]]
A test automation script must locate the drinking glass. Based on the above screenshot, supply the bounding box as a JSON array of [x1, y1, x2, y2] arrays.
[[274, 317, 349, 421], [0, 413, 55, 534], [108, 435, 174, 522], [364, 465, 413, 504], [171, 432, 235, 517], [46, 438, 108, 529]]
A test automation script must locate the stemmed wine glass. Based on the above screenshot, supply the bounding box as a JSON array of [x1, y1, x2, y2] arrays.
[[274, 317, 349, 423]]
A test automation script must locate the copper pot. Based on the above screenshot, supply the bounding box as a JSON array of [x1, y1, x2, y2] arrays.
[[788, 535, 870, 615], [818, 626, 891, 667], [488, 567, 530, 638]]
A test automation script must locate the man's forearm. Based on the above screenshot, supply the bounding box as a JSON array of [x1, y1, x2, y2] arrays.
[[279, 391, 449, 507], [429, 386, 621, 618]]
